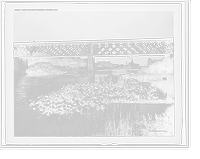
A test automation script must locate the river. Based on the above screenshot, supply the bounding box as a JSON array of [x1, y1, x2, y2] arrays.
[[14, 69, 170, 136]]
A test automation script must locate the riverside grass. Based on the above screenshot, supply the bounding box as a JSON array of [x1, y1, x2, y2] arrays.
[[26, 62, 87, 76], [48, 104, 137, 136], [49, 104, 174, 136], [77, 104, 136, 136]]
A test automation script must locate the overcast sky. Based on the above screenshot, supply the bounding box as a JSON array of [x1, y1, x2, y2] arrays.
[[14, 4, 173, 65]]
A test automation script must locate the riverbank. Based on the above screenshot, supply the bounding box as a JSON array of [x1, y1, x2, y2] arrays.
[[26, 62, 87, 76], [120, 72, 174, 82]]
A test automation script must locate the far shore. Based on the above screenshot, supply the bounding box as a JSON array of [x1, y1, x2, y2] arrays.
[[95, 67, 139, 70]]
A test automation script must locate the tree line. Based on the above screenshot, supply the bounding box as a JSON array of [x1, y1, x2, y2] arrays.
[[95, 61, 115, 67], [138, 56, 174, 73]]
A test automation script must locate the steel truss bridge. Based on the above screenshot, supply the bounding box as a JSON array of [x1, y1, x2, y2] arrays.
[[14, 38, 174, 70]]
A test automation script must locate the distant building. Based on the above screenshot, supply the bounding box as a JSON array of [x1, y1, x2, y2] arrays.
[[129, 59, 140, 68]]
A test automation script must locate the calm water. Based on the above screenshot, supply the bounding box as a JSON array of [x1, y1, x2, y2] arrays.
[[14, 73, 171, 137]]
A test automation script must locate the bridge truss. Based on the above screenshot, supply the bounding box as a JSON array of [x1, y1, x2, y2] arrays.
[[14, 38, 174, 57]]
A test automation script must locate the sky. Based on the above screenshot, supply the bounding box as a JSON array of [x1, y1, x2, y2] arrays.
[[14, 4, 173, 66]]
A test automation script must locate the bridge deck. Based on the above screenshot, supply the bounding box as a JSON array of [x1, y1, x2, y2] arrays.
[[14, 38, 174, 57]]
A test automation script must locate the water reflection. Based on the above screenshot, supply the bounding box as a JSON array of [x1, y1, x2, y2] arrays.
[[88, 72, 95, 82], [14, 74, 54, 106], [14, 69, 138, 106]]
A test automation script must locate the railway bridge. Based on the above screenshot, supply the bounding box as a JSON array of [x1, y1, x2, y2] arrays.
[[14, 38, 174, 71]]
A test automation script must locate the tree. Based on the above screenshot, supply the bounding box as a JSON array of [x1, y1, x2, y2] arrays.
[[138, 56, 174, 73], [95, 61, 113, 67], [148, 56, 173, 73]]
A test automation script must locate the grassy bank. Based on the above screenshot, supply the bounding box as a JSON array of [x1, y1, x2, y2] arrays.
[[26, 62, 63, 76], [26, 62, 86, 76]]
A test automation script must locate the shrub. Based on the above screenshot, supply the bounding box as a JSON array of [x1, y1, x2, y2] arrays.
[[26, 62, 63, 75]]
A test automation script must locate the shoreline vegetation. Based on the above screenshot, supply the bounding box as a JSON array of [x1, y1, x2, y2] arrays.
[[48, 104, 174, 136], [25, 62, 88, 77], [121, 56, 174, 82], [119, 72, 174, 82]]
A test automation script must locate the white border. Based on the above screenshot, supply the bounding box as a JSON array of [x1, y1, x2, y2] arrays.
[[5, 3, 188, 147]]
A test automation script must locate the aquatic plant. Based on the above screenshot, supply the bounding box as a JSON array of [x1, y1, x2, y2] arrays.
[[29, 82, 169, 117]]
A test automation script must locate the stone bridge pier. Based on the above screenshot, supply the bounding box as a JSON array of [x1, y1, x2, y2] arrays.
[[88, 44, 95, 72], [87, 56, 95, 72], [14, 57, 28, 75]]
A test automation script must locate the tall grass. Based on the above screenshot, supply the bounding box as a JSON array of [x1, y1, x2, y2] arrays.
[[96, 105, 174, 137], [76, 104, 141, 136], [139, 105, 174, 136], [48, 103, 174, 137], [48, 104, 137, 136]]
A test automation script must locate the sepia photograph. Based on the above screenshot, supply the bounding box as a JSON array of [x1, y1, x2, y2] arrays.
[[1, 1, 189, 148]]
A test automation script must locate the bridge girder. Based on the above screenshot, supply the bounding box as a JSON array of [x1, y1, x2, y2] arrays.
[[14, 38, 174, 57]]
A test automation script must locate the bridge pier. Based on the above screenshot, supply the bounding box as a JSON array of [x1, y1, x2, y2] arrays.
[[14, 57, 28, 75], [87, 72, 95, 83], [88, 56, 95, 72]]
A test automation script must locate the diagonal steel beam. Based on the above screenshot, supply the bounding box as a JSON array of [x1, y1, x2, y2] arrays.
[[71, 45, 83, 56], [117, 44, 128, 54], [94, 45, 105, 55], [65, 45, 77, 56], [104, 44, 121, 54], [76, 45, 89, 55], [123, 44, 134, 55]]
